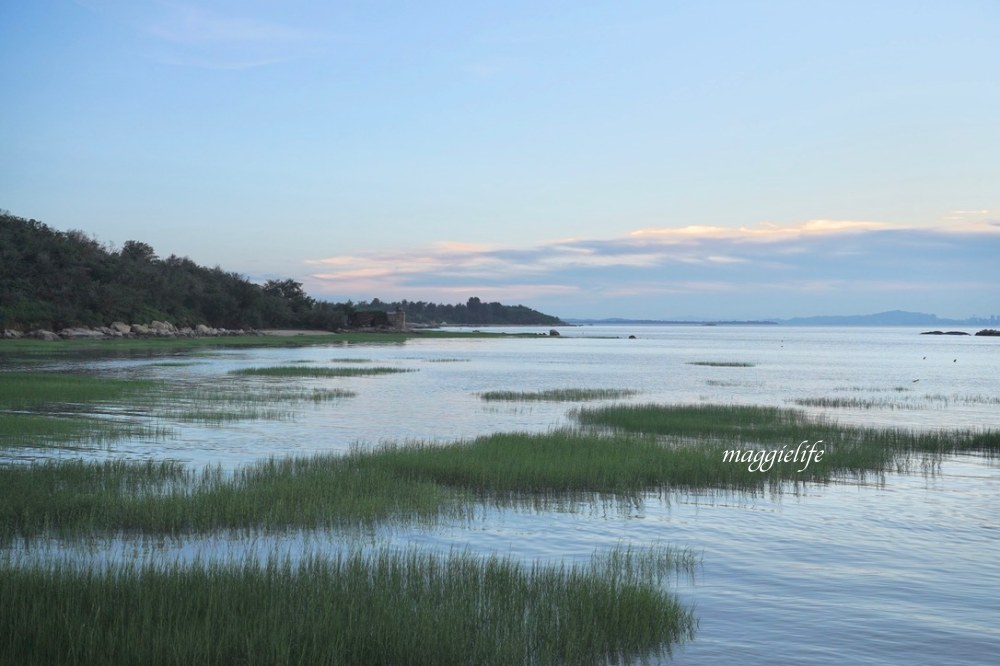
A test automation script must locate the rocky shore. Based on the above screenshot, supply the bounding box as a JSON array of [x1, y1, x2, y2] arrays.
[[2, 320, 261, 341]]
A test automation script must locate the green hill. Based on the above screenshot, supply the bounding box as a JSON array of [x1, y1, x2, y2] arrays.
[[0, 211, 563, 332]]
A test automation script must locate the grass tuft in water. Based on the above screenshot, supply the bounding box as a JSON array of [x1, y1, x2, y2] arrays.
[[229, 366, 414, 378], [0, 371, 159, 409], [0, 545, 695, 666], [479, 388, 638, 402], [4, 404, 996, 542], [0, 371, 169, 448], [686, 361, 755, 367]]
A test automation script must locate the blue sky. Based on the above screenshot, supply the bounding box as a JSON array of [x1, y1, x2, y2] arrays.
[[2, 1, 998, 319]]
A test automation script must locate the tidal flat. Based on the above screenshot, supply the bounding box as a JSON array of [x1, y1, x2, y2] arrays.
[[2, 326, 999, 664]]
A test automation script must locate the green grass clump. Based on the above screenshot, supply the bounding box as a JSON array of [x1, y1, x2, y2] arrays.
[[0, 371, 168, 448], [0, 545, 695, 666], [0, 414, 168, 448], [576, 403, 810, 440], [5, 405, 996, 542], [0, 455, 457, 543], [0, 371, 159, 409], [479, 388, 638, 402], [686, 361, 755, 367], [574, 403, 999, 474], [229, 366, 414, 378], [795, 394, 1000, 409]]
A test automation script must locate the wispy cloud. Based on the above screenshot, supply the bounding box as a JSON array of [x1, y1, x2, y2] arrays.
[[303, 220, 1000, 318], [80, 1, 331, 69]]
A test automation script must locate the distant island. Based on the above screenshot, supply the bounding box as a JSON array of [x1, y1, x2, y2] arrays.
[[0, 211, 564, 335], [566, 310, 999, 328], [564, 318, 778, 326], [778, 310, 999, 327]]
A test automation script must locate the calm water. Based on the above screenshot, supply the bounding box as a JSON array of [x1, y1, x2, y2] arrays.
[[5, 325, 1000, 664]]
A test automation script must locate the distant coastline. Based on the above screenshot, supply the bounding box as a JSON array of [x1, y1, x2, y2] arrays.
[[565, 310, 999, 327]]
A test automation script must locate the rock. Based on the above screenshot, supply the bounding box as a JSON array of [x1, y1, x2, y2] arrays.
[[549, 329, 561, 336], [29, 329, 61, 341], [150, 320, 176, 336], [194, 324, 217, 336], [58, 327, 105, 340], [3, 329, 23, 339], [110, 321, 132, 335], [976, 329, 1000, 337]]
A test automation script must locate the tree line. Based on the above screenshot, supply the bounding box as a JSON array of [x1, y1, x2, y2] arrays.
[[0, 211, 563, 331]]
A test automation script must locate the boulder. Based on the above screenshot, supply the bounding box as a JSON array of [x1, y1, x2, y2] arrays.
[[150, 320, 176, 336], [131, 324, 153, 336], [194, 324, 217, 336], [3, 329, 23, 339], [58, 327, 105, 340], [549, 329, 561, 337], [110, 321, 132, 335], [29, 329, 61, 341]]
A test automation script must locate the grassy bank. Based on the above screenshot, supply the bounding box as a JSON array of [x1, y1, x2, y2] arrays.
[[0, 329, 544, 360], [0, 545, 695, 666]]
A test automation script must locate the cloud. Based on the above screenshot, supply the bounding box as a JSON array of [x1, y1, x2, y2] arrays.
[[80, 1, 331, 69], [303, 220, 1000, 318]]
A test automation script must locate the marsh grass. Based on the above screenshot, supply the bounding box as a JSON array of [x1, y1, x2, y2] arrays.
[[795, 394, 1000, 409], [479, 388, 638, 402], [687, 361, 756, 367], [0, 372, 169, 448], [0, 545, 695, 666], [150, 384, 355, 424], [0, 413, 169, 448], [574, 404, 1000, 476], [6, 404, 997, 542], [329, 357, 373, 363], [229, 366, 414, 378], [0, 453, 459, 543], [0, 371, 159, 409]]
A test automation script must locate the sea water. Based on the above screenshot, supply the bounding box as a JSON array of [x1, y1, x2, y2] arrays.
[[4, 325, 999, 664]]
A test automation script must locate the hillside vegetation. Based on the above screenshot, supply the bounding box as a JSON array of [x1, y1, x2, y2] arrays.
[[0, 211, 562, 332]]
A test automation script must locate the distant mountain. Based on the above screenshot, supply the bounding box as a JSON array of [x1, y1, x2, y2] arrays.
[[564, 311, 999, 327], [563, 318, 778, 325], [779, 310, 997, 326]]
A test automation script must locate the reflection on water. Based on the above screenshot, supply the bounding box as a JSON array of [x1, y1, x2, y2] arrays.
[[3, 325, 1000, 664]]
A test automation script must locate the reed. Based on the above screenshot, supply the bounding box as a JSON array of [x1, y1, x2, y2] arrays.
[[5, 404, 996, 542], [0, 455, 457, 543], [0, 371, 159, 409], [574, 403, 1000, 465], [796, 394, 1000, 409], [0, 371, 169, 448], [0, 545, 695, 666], [0, 413, 169, 448], [686, 361, 755, 367], [479, 388, 638, 402], [229, 366, 414, 378]]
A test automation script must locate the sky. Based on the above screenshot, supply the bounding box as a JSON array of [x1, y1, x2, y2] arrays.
[[1, 0, 998, 320]]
